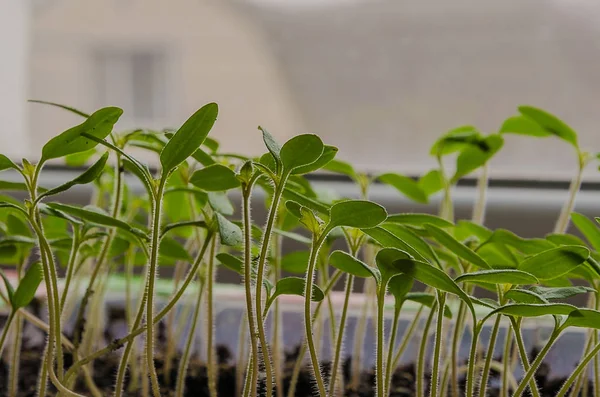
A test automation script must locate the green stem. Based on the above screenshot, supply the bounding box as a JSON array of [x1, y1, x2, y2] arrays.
[[175, 278, 204, 397], [329, 273, 354, 396], [479, 314, 502, 396], [417, 303, 437, 397], [287, 269, 343, 397], [511, 319, 542, 397], [557, 340, 600, 396], [391, 305, 424, 370], [236, 312, 248, 397], [9, 311, 23, 397], [254, 179, 287, 397], [465, 322, 481, 397], [272, 223, 284, 397], [471, 163, 489, 225], [501, 323, 513, 397], [144, 176, 168, 397], [375, 287, 386, 397], [304, 232, 329, 396], [241, 185, 259, 397], [430, 292, 446, 397], [450, 302, 467, 397], [60, 227, 81, 310], [385, 304, 402, 396], [568, 331, 594, 397], [513, 324, 562, 397], [554, 154, 585, 234], [206, 237, 218, 397], [0, 311, 15, 357]]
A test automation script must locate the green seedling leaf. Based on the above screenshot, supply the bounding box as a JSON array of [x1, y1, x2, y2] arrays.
[[216, 252, 243, 274], [451, 134, 503, 183], [0, 243, 18, 261], [38, 152, 109, 200], [0, 270, 14, 303], [215, 213, 242, 247], [564, 309, 600, 330], [0, 181, 44, 192], [160, 103, 218, 173], [469, 296, 500, 309], [424, 224, 490, 269], [329, 250, 380, 281], [6, 214, 32, 237], [518, 106, 578, 147], [64, 148, 97, 167], [545, 233, 586, 247], [272, 228, 311, 245], [0, 154, 19, 173], [571, 213, 600, 252], [455, 269, 539, 285], [504, 289, 548, 304], [28, 100, 90, 118], [207, 191, 234, 215], [203, 136, 219, 153], [292, 145, 337, 175], [386, 213, 453, 229], [418, 170, 444, 197], [430, 126, 482, 157], [518, 245, 589, 280], [378, 173, 427, 204], [323, 159, 356, 178], [388, 275, 414, 303], [12, 262, 43, 310], [486, 229, 554, 255], [380, 224, 440, 266], [268, 277, 324, 304], [455, 220, 493, 241], [280, 134, 324, 173], [529, 286, 595, 301], [162, 220, 208, 237], [328, 200, 387, 229], [192, 147, 217, 166], [41, 107, 123, 161], [363, 226, 428, 263], [499, 115, 551, 137], [260, 127, 282, 168], [190, 164, 240, 191], [375, 248, 413, 283], [159, 237, 192, 262], [122, 158, 153, 198], [281, 250, 310, 274], [491, 303, 576, 318], [47, 203, 147, 239], [404, 292, 452, 318], [282, 186, 330, 216]]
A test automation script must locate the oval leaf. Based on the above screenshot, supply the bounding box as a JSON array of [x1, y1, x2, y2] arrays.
[[12, 262, 43, 310], [270, 277, 324, 302], [571, 213, 600, 252], [424, 224, 490, 269], [215, 213, 242, 247], [388, 275, 414, 304], [518, 106, 578, 147], [0, 154, 19, 173], [455, 269, 538, 286], [504, 289, 548, 304], [329, 250, 380, 280], [281, 250, 310, 274], [378, 173, 427, 204], [190, 164, 240, 191], [518, 246, 589, 280], [452, 134, 503, 183], [565, 309, 600, 330], [280, 134, 324, 172], [491, 303, 576, 318], [328, 200, 387, 229], [41, 107, 122, 161], [160, 103, 218, 173], [529, 286, 595, 301], [386, 213, 453, 229], [499, 115, 552, 137], [216, 252, 243, 274], [292, 145, 338, 175]]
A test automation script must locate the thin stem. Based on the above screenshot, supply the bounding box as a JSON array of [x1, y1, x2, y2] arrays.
[[175, 279, 204, 397], [254, 179, 287, 397], [60, 227, 81, 310], [465, 322, 481, 397], [471, 163, 489, 225], [557, 340, 600, 396], [145, 175, 168, 397], [568, 330, 594, 397], [304, 232, 329, 396], [386, 304, 402, 395], [501, 323, 513, 397], [391, 305, 425, 370], [9, 311, 23, 397], [0, 311, 15, 357], [329, 273, 354, 396], [479, 314, 502, 396], [272, 222, 284, 397], [430, 292, 446, 397], [417, 303, 437, 397], [236, 312, 248, 397], [241, 184, 259, 397], [450, 302, 467, 397], [554, 154, 585, 234], [350, 278, 372, 388], [513, 324, 562, 397], [375, 288, 386, 397], [206, 237, 218, 397], [511, 319, 542, 397]]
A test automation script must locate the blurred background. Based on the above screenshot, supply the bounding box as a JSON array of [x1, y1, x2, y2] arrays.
[[1, 0, 600, 233]]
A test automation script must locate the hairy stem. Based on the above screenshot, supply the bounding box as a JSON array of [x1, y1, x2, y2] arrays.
[[511, 319, 542, 397], [375, 288, 387, 397], [391, 305, 424, 370], [417, 304, 437, 397], [329, 273, 354, 396], [554, 154, 585, 234], [557, 339, 600, 396], [0, 311, 15, 357], [430, 292, 446, 397], [501, 326, 513, 397], [450, 302, 467, 397], [385, 304, 402, 395], [206, 238, 218, 397], [471, 163, 489, 225], [465, 321, 481, 397], [479, 314, 502, 396]]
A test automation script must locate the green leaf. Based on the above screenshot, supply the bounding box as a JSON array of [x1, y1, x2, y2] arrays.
[[323, 159, 356, 178], [571, 213, 600, 252], [0, 244, 18, 261], [388, 275, 414, 304], [380, 224, 440, 266], [0, 181, 37, 192], [529, 286, 595, 301], [216, 252, 243, 274], [280, 134, 324, 172], [430, 126, 482, 157], [0, 154, 19, 173], [451, 134, 503, 183], [504, 289, 548, 304], [378, 173, 427, 204], [565, 309, 600, 330], [518, 246, 589, 280], [455, 220, 493, 242], [6, 215, 31, 237], [203, 137, 220, 153], [424, 224, 490, 269], [328, 200, 387, 229], [162, 220, 208, 237], [404, 292, 452, 318], [518, 106, 578, 147], [260, 127, 282, 167], [207, 191, 234, 215], [281, 250, 310, 274], [292, 145, 338, 175], [499, 115, 551, 137], [122, 158, 153, 198], [190, 164, 240, 191], [418, 170, 444, 197], [491, 303, 576, 318], [12, 262, 43, 310], [545, 233, 586, 247], [269, 277, 324, 303], [329, 250, 380, 280], [159, 237, 192, 262], [375, 248, 413, 283], [28, 100, 90, 118], [0, 270, 14, 303], [363, 226, 429, 263], [38, 152, 109, 200], [272, 228, 311, 245], [64, 148, 97, 167], [486, 229, 554, 255], [215, 213, 242, 247], [455, 269, 538, 285], [41, 107, 123, 161], [160, 103, 218, 173], [386, 213, 453, 229], [46, 203, 147, 239], [191, 147, 217, 167]]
